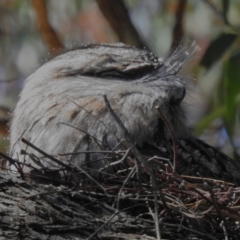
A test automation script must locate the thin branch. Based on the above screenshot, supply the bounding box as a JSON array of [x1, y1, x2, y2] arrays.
[[68, 161, 106, 193], [58, 122, 105, 151], [172, 0, 187, 47], [21, 138, 70, 169], [95, 0, 148, 49], [158, 184, 174, 220], [156, 106, 178, 172], [59, 150, 127, 156], [99, 148, 131, 171], [116, 165, 136, 210], [103, 95, 161, 240], [31, 0, 64, 54], [0, 151, 25, 180], [86, 210, 119, 240], [68, 99, 122, 143]]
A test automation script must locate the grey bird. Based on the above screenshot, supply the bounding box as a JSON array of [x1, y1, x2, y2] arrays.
[[9, 43, 240, 184]]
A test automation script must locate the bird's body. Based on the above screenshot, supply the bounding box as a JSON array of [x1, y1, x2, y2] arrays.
[[9, 43, 191, 174]]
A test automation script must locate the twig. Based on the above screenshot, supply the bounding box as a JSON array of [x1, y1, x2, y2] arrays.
[[148, 155, 174, 170], [99, 148, 131, 171], [26, 188, 75, 200], [59, 150, 127, 156], [21, 138, 71, 169], [21, 149, 45, 168], [158, 184, 174, 220], [220, 220, 229, 240], [164, 222, 216, 239], [68, 99, 122, 143], [103, 94, 161, 240], [116, 165, 136, 210], [0, 151, 41, 172], [86, 210, 119, 240], [156, 106, 178, 172], [181, 174, 234, 186], [57, 122, 105, 151], [210, 189, 228, 236], [0, 151, 25, 179], [68, 161, 106, 193]]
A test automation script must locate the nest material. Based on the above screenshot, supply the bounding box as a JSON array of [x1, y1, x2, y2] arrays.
[[1, 137, 240, 240], [2, 99, 240, 239]]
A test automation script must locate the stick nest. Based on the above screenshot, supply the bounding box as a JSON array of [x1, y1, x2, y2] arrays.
[[2, 138, 240, 240]]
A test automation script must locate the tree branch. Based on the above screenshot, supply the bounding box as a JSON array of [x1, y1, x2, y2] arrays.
[[31, 0, 64, 55], [95, 0, 148, 49]]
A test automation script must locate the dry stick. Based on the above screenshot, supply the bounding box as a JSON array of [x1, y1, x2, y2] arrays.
[[0, 152, 25, 180], [68, 99, 122, 143], [0, 161, 70, 185], [156, 106, 177, 172], [158, 171, 183, 184], [158, 185, 174, 220], [68, 161, 106, 193], [86, 210, 119, 240], [103, 95, 161, 240], [0, 152, 41, 172], [146, 199, 155, 223], [209, 189, 228, 238], [59, 150, 127, 156], [97, 139, 128, 172], [27, 186, 107, 201], [194, 187, 240, 219], [178, 215, 184, 232], [116, 165, 137, 210], [61, 121, 126, 173], [148, 155, 174, 170], [59, 105, 128, 170], [220, 220, 229, 240], [58, 122, 104, 151], [180, 174, 234, 186], [21, 149, 45, 168], [21, 138, 71, 169], [164, 222, 216, 240], [99, 147, 131, 172], [26, 188, 75, 200]]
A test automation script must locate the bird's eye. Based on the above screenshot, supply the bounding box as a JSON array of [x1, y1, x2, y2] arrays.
[[99, 70, 124, 79], [83, 65, 156, 81]]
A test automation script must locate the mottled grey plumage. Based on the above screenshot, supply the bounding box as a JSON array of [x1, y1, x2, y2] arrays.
[[9, 42, 195, 174]]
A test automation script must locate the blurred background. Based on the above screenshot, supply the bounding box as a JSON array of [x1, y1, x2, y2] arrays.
[[0, 0, 240, 162]]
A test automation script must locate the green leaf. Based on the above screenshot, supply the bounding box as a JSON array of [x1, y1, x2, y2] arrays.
[[222, 50, 240, 135], [200, 33, 237, 69], [195, 106, 225, 135]]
